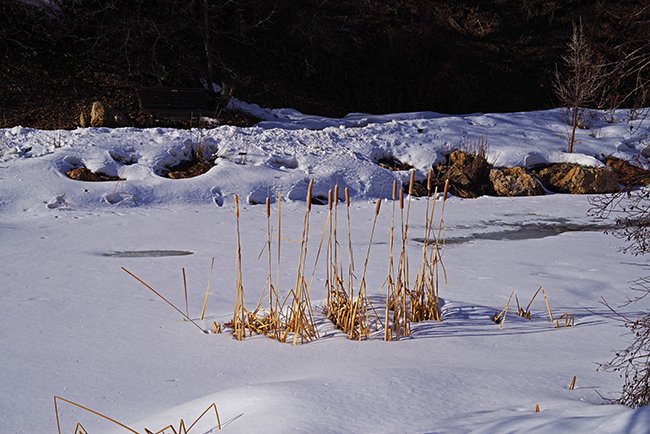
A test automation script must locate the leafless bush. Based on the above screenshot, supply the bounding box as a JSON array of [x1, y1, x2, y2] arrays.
[[590, 188, 650, 407], [554, 21, 605, 153]]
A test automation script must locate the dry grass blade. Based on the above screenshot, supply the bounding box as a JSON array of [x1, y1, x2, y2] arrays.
[[493, 289, 516, 329], [232, 194, 247, 340], [346, 198, 383, 340], [54, 396, 138, 434], [182, 267, 189, 318], [284, 179, 318, 344], [121, 267, 206, 333], [199, 257, 215, 321], [568, 375, 577, 390]]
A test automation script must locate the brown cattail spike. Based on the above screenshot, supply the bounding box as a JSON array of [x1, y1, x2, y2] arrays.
[[234, 194, 240, 218], [375, 198, 382, 215], [427, 168, 432, 192], [399, 189, 404, 209], [266, 196, 271, 218], [345, 187, 350, 207], [334, 184, 339, 205], [535, 404, 540, 413], [328, 189, 333, 211], [443, 179, 449, 201], [392, 179, 397, 201], [306, 179, 314, 211], [408, 170, 415, 196]]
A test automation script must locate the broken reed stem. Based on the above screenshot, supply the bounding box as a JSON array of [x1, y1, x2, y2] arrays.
[[326, 189, 334, 310], [233, 194, 246, 340], [568, 375, 577, 390], [286, 179, 317, 344], [199, 257, 215, 321], [347, 198, 383, 340], [182, 267, 189, 319], [121, 267, 206, 333], [54, 396, 138, 434], [345, 186, 355, 299], [541, 287, 554, 323], [184, 402, 222, 432], [384, 180, 398, 341], [494, 288, 516, 330], [276, 192, 282, 313]]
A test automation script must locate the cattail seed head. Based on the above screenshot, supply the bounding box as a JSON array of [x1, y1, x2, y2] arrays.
[[306, 179, 314, 211]]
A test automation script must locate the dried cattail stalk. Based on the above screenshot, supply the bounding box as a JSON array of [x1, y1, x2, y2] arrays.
[[121, 267, 206, 333], [233, 194, 247, 340], [199, 257, 215, 321]]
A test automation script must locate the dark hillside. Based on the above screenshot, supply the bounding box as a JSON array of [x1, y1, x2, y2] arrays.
[[0, 0, 647, 129]]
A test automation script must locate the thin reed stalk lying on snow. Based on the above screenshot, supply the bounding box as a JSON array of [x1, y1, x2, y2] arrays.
[[121, 267, 206, 333], [54, 395, 138, 434]]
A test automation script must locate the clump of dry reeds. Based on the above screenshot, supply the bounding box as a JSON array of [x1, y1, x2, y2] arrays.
[[493, 286, 571, 330], [382, 172, 449, 341], [410, 171, 448, 323], [282, 180, 318, 344], [324, 186, 354, 334], [323, 186, 383, 340]]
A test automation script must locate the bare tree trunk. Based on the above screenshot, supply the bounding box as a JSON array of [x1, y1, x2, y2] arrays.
[[202, 0, 215, 93], [569, 106, 578, 153]]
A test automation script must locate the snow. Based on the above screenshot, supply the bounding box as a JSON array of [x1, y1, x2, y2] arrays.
[[1, 107, 650, 433]]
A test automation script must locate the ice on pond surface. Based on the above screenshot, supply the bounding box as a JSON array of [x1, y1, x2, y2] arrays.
[[102, 250, 194, 258]]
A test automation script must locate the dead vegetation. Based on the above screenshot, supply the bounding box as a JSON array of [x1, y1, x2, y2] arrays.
[[54, 395, 221, 434]]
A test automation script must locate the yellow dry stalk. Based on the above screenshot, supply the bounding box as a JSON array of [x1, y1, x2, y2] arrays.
[[345, 198, 383, 340], [568, 375, 577, 390], [284, 180, 318, 345], [384, 180, 399, 341], [54, 396, 138, 434], [493, 289, 516, 330], [199, 257, 215, 321], [211, 321, 222, 334], [555, 313, 575, 328], [121, 267, 206, 333], [182, 267, 189, 319], [541, 287, 554, 323], [232, 194, 247, 341], [147, 402, 222, 434]]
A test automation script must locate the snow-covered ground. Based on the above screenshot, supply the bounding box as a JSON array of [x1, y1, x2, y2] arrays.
[[1, 108, 650, 433]]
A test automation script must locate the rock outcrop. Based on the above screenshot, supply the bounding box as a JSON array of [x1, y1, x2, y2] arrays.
[[533, 164, 619, 194], [436, 150, 494, 198], [489, 167, 543, 196], [79, 101, 129, 128]]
